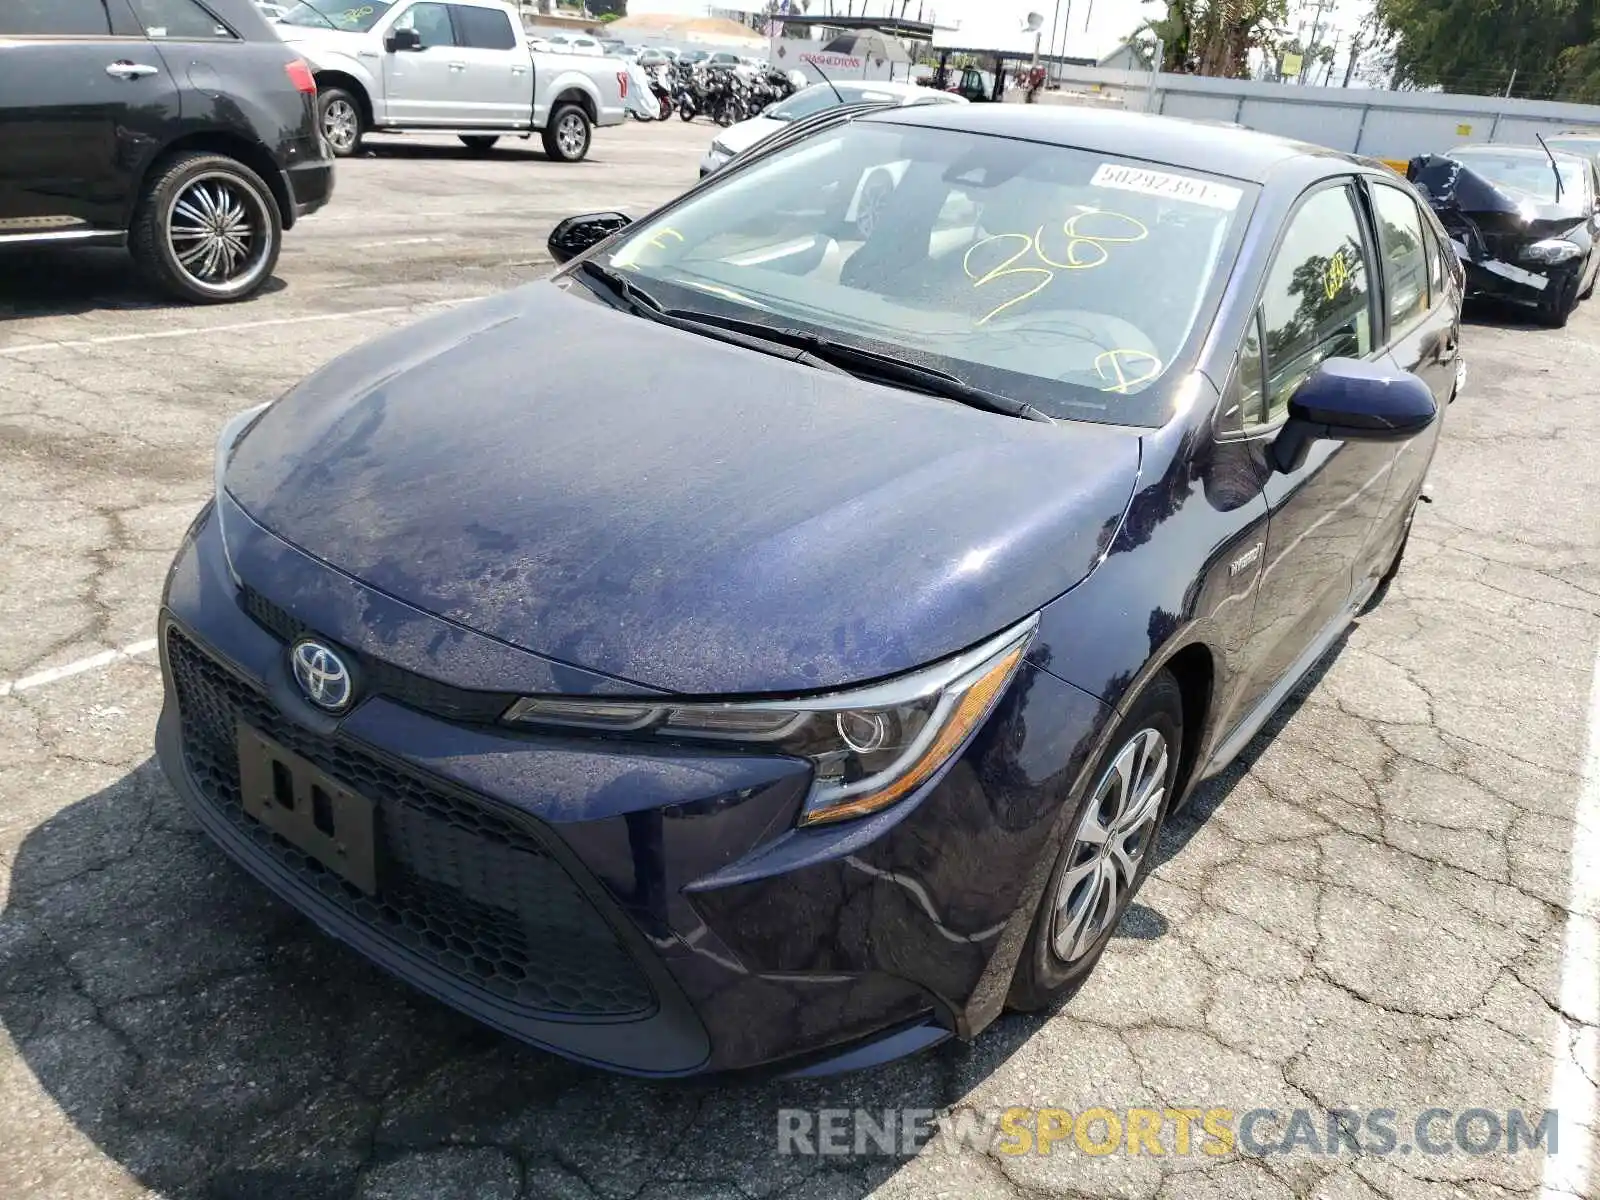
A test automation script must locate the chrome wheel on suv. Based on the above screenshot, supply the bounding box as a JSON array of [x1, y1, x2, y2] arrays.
[[130, 152, 284, 304], [166, 173, 274, 294]]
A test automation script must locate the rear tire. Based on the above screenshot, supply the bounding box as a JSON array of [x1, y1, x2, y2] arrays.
[[459, 135, 499, 152], [129, 152, 282, 304], [1007, 672, 1183, 1012], [318, 87, 364, 158], [542, 103, 592, 162]]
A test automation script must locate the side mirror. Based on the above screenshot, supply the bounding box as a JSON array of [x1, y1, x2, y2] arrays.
[[547, 211, 632, 265], [1271, 358, 1438, 474], [385, 27, 422, 52]]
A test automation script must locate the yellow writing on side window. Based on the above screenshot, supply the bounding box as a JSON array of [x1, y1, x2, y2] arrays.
[[962, 210, 1149, 326], [1322, 247, 1352, 300]]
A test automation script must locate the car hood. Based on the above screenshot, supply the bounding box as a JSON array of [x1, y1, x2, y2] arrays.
[[718, 116, 783, 155], [224, 284, 1141, 695], [1410, 155, 1590, 236], [273, 25, 364, 53]]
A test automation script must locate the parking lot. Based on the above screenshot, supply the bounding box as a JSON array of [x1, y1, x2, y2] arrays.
[[1, 116, 1597, 1200]]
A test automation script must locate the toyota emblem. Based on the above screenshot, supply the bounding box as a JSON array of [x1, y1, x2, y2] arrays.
[[290, 639, 353, 712]]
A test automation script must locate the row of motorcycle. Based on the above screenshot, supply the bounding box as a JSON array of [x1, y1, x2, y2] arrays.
[[633, 63, 804, 127]]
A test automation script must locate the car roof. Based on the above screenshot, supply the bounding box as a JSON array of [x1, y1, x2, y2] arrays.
[[862, 104, 1364, 185]]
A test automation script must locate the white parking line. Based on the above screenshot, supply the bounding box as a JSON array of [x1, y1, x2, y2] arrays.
[[0, 297, 484, 357], [0, 639, 158, 697], [1539, 646, 1600, 1200], [351, 236, 450, 249]]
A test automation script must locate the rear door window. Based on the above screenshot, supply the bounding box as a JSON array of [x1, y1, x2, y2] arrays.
[[0, 0, 112, 34], [451, 3, 515, 49]]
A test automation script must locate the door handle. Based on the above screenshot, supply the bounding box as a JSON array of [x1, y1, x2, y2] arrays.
[[511, 65, 528, 74], [448, 60, 467, 71], [105, 61, 159, 80]]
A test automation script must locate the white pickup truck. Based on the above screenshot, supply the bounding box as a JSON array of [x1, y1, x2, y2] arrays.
[[273, 0, 627, 162]]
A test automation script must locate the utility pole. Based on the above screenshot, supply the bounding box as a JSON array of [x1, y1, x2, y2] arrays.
[[1341, 32, 1361, 86], [1046, 0, 1062, 82], [1298, 0, 1336, 83], [1504, 68, 1517, 97]]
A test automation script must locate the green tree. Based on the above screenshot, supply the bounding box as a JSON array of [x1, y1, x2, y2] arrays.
[[587, 0, 626, 17], [1373, 0, 1600, 98], [1136, 0, 1289, 77]]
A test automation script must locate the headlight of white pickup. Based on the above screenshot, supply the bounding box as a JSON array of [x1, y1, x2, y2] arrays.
[[1521, 238, 1583, 264], [504, 616, 1036, 826]]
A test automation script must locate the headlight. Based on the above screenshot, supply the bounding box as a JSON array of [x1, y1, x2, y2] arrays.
[[1521, 238, 1582, 264], [503, 616, 1037, 826], [709, 140, 733, 159]]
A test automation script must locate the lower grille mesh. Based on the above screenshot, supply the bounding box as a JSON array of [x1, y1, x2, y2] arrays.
[[168, 628, 654, 1018]]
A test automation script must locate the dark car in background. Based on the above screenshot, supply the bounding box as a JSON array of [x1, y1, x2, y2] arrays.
[[1408, 143, 1600, 326], [0, 0, 333, 302], [157, 106, 1460, 1077]]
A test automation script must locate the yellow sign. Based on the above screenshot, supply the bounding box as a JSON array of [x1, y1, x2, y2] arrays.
[[1456, 123, 1473, 136], [1281, 52, 1303, 78]]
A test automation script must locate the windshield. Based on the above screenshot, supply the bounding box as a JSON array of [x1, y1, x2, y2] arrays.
[[598, 121, 1252, 426], [769, 83, 908, 121], [279, 0, 392, 31], [1449, 149, 1588, 204]]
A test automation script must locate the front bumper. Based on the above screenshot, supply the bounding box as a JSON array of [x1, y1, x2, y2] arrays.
[[155, 498, 1112, 1075], [1446, 235, 1577, 306]]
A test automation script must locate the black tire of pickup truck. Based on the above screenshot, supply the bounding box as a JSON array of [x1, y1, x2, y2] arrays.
[[542, 104, 592, 163], [319, 88, 365, 158]]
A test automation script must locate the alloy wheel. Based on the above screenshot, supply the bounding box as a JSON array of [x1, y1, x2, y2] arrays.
[[322, 97, 358, 154], [1050, 727, 1169, 963], [557, 112, 586, 158], [165, 172, 272, 294]]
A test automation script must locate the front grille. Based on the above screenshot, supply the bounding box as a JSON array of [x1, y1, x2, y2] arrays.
[[239, 586, 517, 723], [167, 627, 654, 1019]]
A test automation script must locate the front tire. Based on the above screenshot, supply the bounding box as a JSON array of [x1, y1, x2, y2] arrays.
[[1007, 672, 1183, 1012], [129, 152, 282, 304], [459, 135, 499, 152], [542, 103, 592, 162], [1537, 271, 1578, 327], [318, 87, 364, 158]]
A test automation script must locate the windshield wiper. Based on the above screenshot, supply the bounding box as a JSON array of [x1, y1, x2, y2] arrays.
[[575, 261, 850, 374], [654, 311, 1054, 423]]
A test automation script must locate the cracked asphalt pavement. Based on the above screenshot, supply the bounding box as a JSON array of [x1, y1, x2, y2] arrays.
[[1, 120, 1598, 1200]]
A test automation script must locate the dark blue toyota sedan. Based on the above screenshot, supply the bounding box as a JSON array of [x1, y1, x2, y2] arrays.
[[157, 105, 1462, 1077]]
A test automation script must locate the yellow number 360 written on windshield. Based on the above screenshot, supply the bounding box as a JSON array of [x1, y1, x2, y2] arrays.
[[961, 209, 1149, 326]]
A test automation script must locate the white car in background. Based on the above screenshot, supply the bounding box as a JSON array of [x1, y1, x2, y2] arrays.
[[542, 32, 605, 54], [699, 80, 966, 178]]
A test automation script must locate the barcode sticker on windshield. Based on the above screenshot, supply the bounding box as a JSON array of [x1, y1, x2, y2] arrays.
[[1090, 164, 1243, 211]]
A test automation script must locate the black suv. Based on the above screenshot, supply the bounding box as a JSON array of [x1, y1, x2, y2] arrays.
[[0, 0, 334, 303]]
